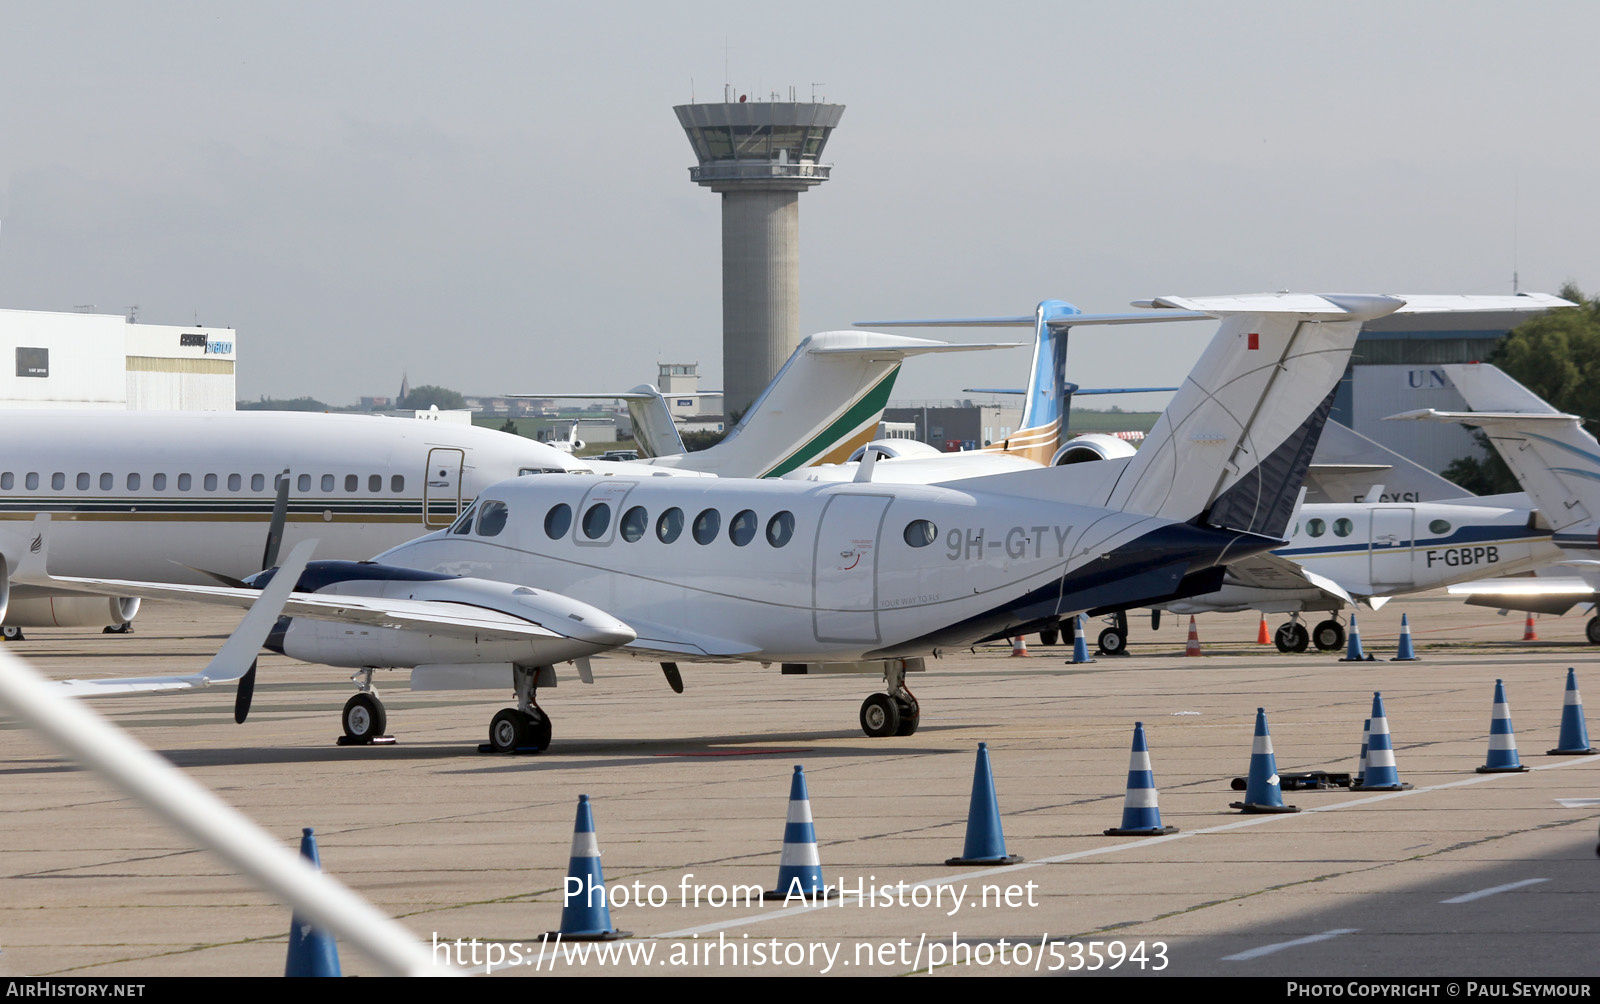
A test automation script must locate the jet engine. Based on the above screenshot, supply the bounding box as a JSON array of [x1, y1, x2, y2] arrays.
[[1051, 433, 1139, 465], [4, 595, 140, 629]]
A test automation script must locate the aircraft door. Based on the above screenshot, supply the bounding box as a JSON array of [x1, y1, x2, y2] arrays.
[[1370, 507, 1415, 586], [812, 494, 892, 644], [424, 448, 465, 527]]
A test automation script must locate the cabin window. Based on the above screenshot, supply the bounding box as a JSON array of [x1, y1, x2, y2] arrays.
[[476, 501, 510, 537], [321, 474, 335, 492], [178, 474, 192, 491], [729, 509, 758, 547], [582, 503, 612, 539], [369, 474, 382, 493], [1429, 519, 1451, 535], [153, 474, 167, 491], [1306, 518, 1325, 537], [204, 474, 218, 491], [25, 473, 38, 490], [298, 474, 311, 492], [76, 473, 89, 491], [620, 506, 648, 542], [1333, 517, 1353, 538], [0, 473, 11, 490], [127, 473, 140, 491], [903, 519, 937, 547], [252, 474, 265, 491], [544, 503, 573, 539], [692, 508, 720, 545], [345, 474, 358, 492], [51, 473, 65, 490], [391, 475, 405, 493], [99, 473, 113, 491], [229, 474, 242, 491], [656, 507, 684, 543], [767, 511, 795, 547]]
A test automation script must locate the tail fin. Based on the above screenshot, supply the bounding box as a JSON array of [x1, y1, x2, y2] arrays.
[[1305, 420, 1469, 503], [1108, 293, 1405, 537], [648, 331, 1014, 478], [1388, 362, 1600, 533]]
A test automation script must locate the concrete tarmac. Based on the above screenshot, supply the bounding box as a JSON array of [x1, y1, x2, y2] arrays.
[[0, 592, 1596, 978]]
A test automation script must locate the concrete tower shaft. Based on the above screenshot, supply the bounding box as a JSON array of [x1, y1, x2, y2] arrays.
[[675, 100, 844, 420]]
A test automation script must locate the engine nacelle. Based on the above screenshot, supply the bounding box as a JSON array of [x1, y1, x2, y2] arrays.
[[1051, 433, 1139, 466], [5, 595, 140, 628], [268, 565, 633, 669], [847, 439, 944, 462]]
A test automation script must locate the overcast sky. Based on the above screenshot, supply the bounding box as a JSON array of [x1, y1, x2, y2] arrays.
[[3, 1, 1595, 411]]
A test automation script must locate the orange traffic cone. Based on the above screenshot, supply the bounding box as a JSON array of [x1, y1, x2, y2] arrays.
[[1185, 616, 1202, 657], [1522, 613, 1537, 642], [1010, 635, 1029, 657], [1257, 613, 1271, 646]]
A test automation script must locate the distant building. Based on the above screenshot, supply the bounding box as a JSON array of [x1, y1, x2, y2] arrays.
[[882, 401, 1022, 452], [0, 307, 236, 410]]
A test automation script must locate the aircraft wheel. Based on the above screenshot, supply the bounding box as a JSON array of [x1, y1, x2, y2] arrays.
[[1097, 628, 1128, 656], [342, 693, 387, 743], [1038, 627, 1060, 647], [1587, 616, 1600, 645], [489, 708, 529, 754], [1274, 623, 1309, 654], [893, 696, 920, 737], [524, 708, 553, 752], [1, 626, 23, 642], [860, 693, 901, 738], [1312, 619, 1346, 651]]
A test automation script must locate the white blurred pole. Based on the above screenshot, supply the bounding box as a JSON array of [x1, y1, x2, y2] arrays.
[[0, 647, 451, 976]]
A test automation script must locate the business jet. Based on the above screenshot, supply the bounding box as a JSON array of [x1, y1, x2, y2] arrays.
[[1390, 362, 1600, 642], [28, 292, 1398, 752]]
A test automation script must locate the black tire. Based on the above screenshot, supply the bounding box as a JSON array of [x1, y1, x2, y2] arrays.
[[1312, 619, 1345, 651], [1038, 628, 1060, 647], [1097, 628, 1127, 655], [860, 693, 901, 738], [893, 697, 920, 737], [1274, 623, 1309, 654], [1587, 616, 1600, 645], [342, 692, 386, 742], [524, 708, 553, 751], [1, 625, 23, 642], [489, 708, 529, 753]]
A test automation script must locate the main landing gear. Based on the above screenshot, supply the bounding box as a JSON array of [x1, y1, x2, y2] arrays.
[[1, 626, 23, 642], [484, 665, 552, 754], [859, 659, 920, 739], [1586, 615, 1600, 645], [1097, 611, 1130, 656], [1311, 617, 1346, 652], [338, 669, 395, 746], [1274, 615, 1309, 654]]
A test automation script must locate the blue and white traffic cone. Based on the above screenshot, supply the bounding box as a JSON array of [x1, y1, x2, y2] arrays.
[[1354, 718, 1371, 787], [1352, 692, 1410, 790], [1105, 723, 1179, 836], [1229, 708, 1300, 813], [1070, 614, 1095, 664], [550, 795, 629, 940], [1548, 668, 1597, 755], [768, 766, 829, 902], [1339, 612, 1372, 662], [1477, 679, 1529, 773], [1390, 613, 1420, 661], [946, 743, 1023, 865], [284, 828, 341, 977]]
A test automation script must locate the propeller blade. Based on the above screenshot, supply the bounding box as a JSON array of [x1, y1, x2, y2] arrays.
[[174, 562, 250, 589], [660, 662, 683, 694], [261, 469, 291, 570], [234, 660, 257, 724]]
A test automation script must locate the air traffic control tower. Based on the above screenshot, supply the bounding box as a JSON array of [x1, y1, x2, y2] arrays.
[[675, 99, 844, 419]]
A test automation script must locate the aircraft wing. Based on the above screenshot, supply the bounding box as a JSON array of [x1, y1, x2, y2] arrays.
[[619, 619, 761, 660], [1223, 552, 1359, 605], [1448, 572, 1600, 616]]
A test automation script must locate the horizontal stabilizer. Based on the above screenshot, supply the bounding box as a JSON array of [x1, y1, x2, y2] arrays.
[[855, 311, 1210, 329]]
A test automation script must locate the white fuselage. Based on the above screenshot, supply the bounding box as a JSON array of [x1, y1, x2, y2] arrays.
[[0, 411, 615, 597], [375, 470, 1210, 664]]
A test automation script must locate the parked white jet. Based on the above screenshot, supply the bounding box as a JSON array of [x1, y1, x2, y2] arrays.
[[1391, 362, 1600, 642], [29, 292, 1397, 750]]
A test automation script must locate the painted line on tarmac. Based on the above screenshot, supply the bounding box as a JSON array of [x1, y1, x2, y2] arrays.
[[1440, 877, 1549, 904], [1220, 928, 1358, 961], [652, 753, 1600, 940]]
